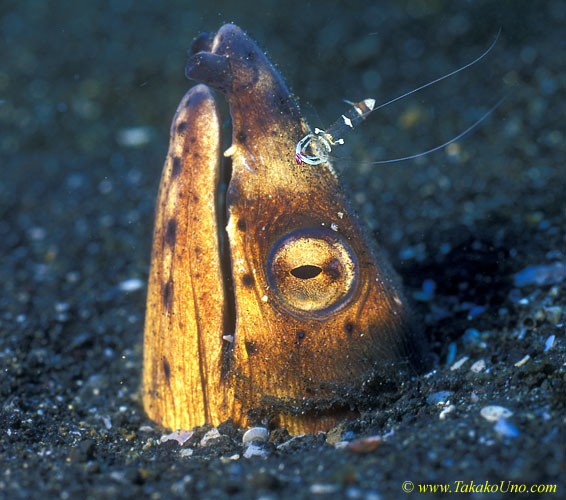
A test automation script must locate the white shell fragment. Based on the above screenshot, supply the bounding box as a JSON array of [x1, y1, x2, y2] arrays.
[[480, 405, 513, 422], [118, 278, 144, 292], [243, 444, 268, 459], [514, 354, 531, 367], [470, 359, 486, 373], [277, 434, 306, 450], [439, 404, 456, 420], [199, 428, 222, 446], [160, 429, 194, 446], [450, 356, 469, 371], [242, 426, 269, 444], [102, 416, 112, 430], [544, 335, 556, 352]]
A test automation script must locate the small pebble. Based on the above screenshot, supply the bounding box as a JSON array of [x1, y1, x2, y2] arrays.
[[494, 418, 520, 438], [118, 278, 144, 292], [446, 343, 457, 365], [365, 492, 382, 500], [109, 471, 128, 484], [54, 302, 70, 313], [467, 305, 486, 320], [450, 356, 469, 371], [199, 428, 222, 446], [342, 431, 355, 440], [310, 483, 339, 494], [102, 416, 112, 430], [179, 448, 193, 457], [480, 405, 513, 422], [347, 435, 381, 453], [28, 226, 46, 240], [413, 279, 436, 302], [544, 306, 563, 324], [116, 126, 152, 147], [544, 335, 555, 352], [513, 262, 566, 287], [334, 441, 349, 450], [242, 426, 269, 444], [470, 359, 486, 373], [345, 486, 363, 500], [462, 328, 482, 346]]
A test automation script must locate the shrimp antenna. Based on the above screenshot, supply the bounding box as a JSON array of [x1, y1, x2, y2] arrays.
[[368, 27, 501, 115], [357, 96, 505, 165]]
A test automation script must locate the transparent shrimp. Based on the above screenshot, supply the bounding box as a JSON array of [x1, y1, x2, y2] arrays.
[[296, 28, 502, 166]]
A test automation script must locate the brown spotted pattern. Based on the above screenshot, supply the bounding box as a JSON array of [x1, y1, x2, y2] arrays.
[[143, 24, 428, 435]]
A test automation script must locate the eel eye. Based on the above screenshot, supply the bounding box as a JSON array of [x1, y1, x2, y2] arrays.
[[267, 228, 359, 316]]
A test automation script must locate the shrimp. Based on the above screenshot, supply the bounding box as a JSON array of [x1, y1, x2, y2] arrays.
[[296, 28, 502, 166]]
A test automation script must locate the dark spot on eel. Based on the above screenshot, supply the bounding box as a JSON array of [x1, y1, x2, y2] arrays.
[[344, 322, 355, 335], [163, 280, 173, 309], [164, 219, 177, 246], [296, 330, 306, 341], [162, 357, 171, 380], [171, 156, 181, 177], [237, 219, 246, 231], [242, 273, 254, 287], [245, 341, 257, 355], [177, 121, 188, 133]]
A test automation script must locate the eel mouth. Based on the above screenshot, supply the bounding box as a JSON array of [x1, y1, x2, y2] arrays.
[[186, 29, 238, 377]]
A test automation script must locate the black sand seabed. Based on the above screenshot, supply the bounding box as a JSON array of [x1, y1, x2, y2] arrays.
[[1, 1, 565, 498]]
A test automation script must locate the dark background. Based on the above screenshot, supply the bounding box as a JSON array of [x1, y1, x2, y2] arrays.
[[1, 1, 565, 498]]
